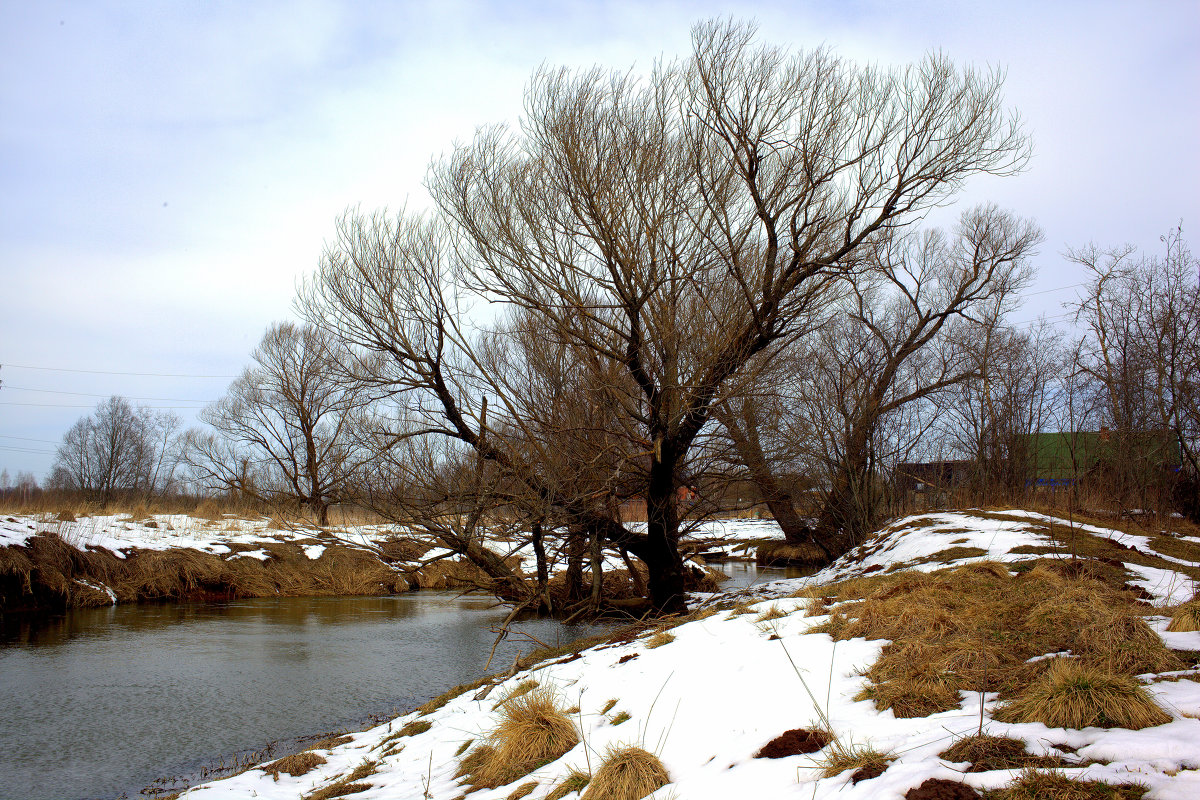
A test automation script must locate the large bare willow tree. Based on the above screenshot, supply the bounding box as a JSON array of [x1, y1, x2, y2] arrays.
[[304, 20, 1031, 613]]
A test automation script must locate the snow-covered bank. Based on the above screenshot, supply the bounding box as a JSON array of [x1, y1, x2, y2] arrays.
[[0, 513, 441, 610], [179, 510, 1200, 800]]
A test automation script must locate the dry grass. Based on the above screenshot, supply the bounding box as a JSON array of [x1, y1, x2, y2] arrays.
[[581, 746, 669, 800], [816, 740, 893, 782], [756, 541, 829, 566], [995, 659, 1171, 730], [609, 711, 631, 725], [507, 781, 538, 800], [1167, 599, 1200, 632], [303, 759, 377, 800], [460, 689, 579, 789], [939, 735, 1064, 772], [599, 698, 618, 715], [811, 560, 1182, 717], [983, 768, 1147, 799], [546, 769, 591, 800], [756, 604, 789, 622], [493, 679, 540, 710], [262, 751, 326, 780], [1, 526, 414, 612], [644, 630, 675, 649]]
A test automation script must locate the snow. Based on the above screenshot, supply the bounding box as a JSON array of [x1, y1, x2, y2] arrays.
[[0, 513, 401, 561], [176, 509, 1200, 800]]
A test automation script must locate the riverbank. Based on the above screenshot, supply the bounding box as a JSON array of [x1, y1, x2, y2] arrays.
[[0, 513, 777, 613], [178, 509, 1200, 800], [0, 514, 485, 612]]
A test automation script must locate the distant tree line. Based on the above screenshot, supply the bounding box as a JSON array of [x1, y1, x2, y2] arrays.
[[40, 21, 1200, 615]]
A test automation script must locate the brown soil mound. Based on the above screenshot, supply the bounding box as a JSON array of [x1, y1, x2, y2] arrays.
[[905, 778, 980, 799], [755, 728, 831, 758]]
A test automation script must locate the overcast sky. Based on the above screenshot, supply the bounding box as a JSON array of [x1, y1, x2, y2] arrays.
[[2, 0, 1197, 481]]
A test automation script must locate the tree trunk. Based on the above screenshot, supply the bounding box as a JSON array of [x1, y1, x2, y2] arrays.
[[589, 525, 603, 608], [564, 525, 586, 607], [644, 440, 687, 614], [816, 423, 878, 553], [721, 408, 812, 544], [531, 519, 550, 611]]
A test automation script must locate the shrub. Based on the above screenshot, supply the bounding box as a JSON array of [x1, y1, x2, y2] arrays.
[[581, 746, 669, 800], [995, 659, 1170, 730]]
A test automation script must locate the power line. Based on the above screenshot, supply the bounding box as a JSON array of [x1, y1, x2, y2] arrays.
[[1, 363, 237, 378], [1023, 281, 1087, 298], [0, 445, 55, 455], [0, 435, 60, 444], [0, 401, 206, 409], [0, 385, 216, 403]]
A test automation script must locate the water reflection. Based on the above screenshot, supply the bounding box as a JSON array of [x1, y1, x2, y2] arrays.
[[707, 560, 819, 590], [0, 593, 613, 800]]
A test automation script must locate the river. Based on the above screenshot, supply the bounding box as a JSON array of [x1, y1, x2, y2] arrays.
[[0, 564, 803, 800]]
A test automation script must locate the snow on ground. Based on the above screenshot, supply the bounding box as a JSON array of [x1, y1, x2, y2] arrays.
[[181, 509, 1200, 800], [0, 513, 397, 560]]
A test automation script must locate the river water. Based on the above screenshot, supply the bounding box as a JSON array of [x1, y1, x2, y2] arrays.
[[0, 593, 611, 800], [0, 564, 804, 800]]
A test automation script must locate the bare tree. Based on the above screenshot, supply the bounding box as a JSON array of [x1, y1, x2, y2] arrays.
[[303, 20, 1031, 612], [50, 396, 182, 505], [1069, 225, 1200, 518], [185, 321, 371, 525]]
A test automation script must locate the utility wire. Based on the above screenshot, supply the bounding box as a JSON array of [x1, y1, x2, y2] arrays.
[[0, 385, 216, 403], [1, 363, 237, 378], [0, 445, 56, 455], [0, 402, 206, 409], [0, 435, 60, 444]]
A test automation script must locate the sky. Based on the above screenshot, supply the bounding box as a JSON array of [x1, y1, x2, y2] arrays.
[[1, 0, 1198, 481]]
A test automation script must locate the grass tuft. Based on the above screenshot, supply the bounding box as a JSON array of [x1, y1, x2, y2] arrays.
[[262, 751, 326, 780], [507, 781, 538, 800], [610, 711, 631, 725], [816, 740, 892, 782], [460, 689, 579, 789], [546, 769, 591, 800], [984, 767, 1148, 799], [756, 604, 789, 622], [1167, 599, 1200, 632], [599, 698, 618, 715], [493, 678, 540, 710], [644, 630, 675, 649], [581, 746, 669, 800], [995, 658, 1171, 730], [939, 735, 1063, 772]]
